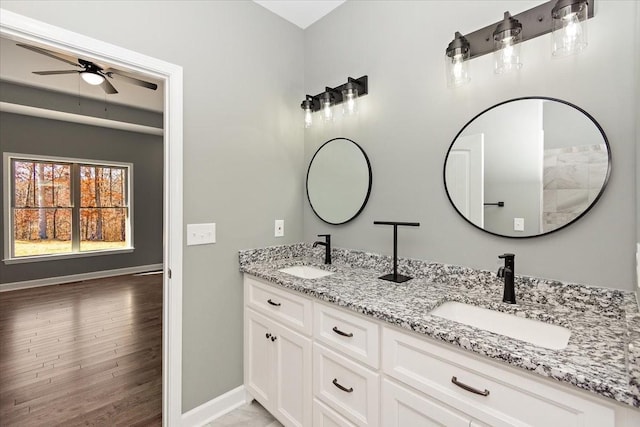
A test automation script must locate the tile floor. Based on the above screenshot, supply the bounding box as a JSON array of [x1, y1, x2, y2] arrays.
[[205, 400, 283, 427]]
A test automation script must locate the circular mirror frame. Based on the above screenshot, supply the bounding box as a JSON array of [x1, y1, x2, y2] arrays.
[[443, 96, 611, 239], [306, 137, 372, 225]]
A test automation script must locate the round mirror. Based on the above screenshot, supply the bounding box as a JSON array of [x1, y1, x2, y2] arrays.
[[444, 97, 610, 238], [307, 137, 372, 225]]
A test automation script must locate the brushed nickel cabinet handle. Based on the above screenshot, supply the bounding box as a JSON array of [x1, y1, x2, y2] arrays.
[[267, 299, 281, 307], [332, 326, 354, 338], [332, 378, 353, 393], [451, 376, 490, 396]]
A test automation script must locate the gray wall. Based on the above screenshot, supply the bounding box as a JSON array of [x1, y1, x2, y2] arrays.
[[0, 0, 305, 413], [303, 0, 638, 290], [0, 111, 164, 283]]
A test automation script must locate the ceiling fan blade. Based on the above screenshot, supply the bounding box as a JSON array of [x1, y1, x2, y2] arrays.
[[33, 70, 80, 75], [105, 68, 158, 90], [17, 43, 81, 68], [100, 78, 118, 95]]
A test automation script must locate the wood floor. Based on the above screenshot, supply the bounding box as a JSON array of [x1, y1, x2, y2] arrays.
[[0, 273, 163, 426]]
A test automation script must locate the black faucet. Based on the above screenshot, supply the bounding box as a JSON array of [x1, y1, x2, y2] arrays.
[[313, 234, 331, 264], [497, 253, 516, 304]]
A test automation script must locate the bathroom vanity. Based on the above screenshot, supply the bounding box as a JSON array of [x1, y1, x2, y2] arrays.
[[240, 244, 640, 427]]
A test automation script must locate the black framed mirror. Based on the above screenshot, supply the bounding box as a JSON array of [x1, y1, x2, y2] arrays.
[[444, 97, 611, 238], [306, 137, 372, 225]]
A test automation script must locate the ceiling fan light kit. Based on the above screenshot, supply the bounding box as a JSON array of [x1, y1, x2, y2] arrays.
[[17, 43, 158, 95]]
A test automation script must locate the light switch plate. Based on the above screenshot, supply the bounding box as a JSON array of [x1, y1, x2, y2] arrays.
[[187, 223, 216, 246], [514, 218, 524, 232], [274, 219, 284, 237]]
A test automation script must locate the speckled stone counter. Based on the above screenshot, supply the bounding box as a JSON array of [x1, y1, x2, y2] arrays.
[[239, 243, 640, 409]]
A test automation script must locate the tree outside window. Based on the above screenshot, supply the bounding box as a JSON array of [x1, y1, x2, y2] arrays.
[[7, 155, 132, 260]]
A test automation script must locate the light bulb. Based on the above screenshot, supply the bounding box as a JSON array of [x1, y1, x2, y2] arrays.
[[80, 71, 105, 85], [494, 36, 522, 74], [341, 85, 358, 116], [321, 97, 333, 122], [445, 32, 470, 88], [552, 1, 588, 56], [304, 108, 312, 128]]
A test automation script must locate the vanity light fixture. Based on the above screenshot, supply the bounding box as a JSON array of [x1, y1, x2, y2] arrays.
[[299, 76, 368, 128], [320, 91, 335, 123], [493, 12, 523, 74], [301, 96, 314, 128], [551, 0, 589, 56], [445, 0, 594, 85], [445, 32, 471, 87]]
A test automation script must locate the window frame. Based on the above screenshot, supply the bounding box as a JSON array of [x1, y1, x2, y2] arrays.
[[3, 152, 134, 264]]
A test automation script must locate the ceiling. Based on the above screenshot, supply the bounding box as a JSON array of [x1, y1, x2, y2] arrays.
[[0, 37, 164, 112], [0, 2, 346, 112], [253, 0, 345, 29]]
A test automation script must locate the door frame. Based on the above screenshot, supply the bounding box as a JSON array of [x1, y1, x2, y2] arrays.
[[0, 9, 184, 426]]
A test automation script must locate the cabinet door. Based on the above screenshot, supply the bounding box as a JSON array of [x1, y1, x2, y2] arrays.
[[245, 309, 274, 409], [382, 378, 471, 427], [314, 398, 357, 427], [274, 323, 312, 427]]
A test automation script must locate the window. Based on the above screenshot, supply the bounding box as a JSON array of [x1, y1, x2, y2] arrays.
[[4, 154, 133, 263]]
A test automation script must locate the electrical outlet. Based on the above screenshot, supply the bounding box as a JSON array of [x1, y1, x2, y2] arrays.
[[514, 218, 524, 232], [274, 219, 284, 237], [187, 223, 216, 245]]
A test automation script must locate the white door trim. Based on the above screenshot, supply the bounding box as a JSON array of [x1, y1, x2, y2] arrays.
[[0, 9, 184, 426]]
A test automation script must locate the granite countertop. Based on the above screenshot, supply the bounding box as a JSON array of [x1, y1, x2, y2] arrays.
[[239, 244, 640, 409]]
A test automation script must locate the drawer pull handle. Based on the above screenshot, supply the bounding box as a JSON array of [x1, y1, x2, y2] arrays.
[[451, 376, 490, 396], [332, 378, 353, 393], [332, 326, 354, 338], [267, 299, 281, 307]]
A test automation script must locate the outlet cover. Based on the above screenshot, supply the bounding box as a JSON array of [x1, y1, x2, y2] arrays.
[[275, 220, 284, 237], [514, 218, 524, 232], [187, 223, 216, 246]]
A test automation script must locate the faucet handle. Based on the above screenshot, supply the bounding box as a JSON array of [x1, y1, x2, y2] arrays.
[[317, 233, 330, 237], [498, 253, 515, 260]]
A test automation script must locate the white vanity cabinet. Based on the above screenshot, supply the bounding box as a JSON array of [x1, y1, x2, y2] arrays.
[[382, 327, 616, 427], [244, 276, 312, 427], [243, 274, 639, 427]]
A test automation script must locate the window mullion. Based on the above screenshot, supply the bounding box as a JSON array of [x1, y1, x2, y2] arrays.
[[72, 163, 80, 252]]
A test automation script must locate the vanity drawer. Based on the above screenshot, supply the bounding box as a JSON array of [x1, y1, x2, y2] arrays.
[[382, 327, 615, 427], [314, 343, 379, 427], [314, 302, 379, 369], [245, 275, 312, 335]]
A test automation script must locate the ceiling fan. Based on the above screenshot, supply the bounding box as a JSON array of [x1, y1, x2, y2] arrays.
[[17, 43, 158, 95]]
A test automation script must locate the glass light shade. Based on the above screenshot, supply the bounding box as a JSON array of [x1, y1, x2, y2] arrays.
[[445, 51, 470, 88], [341, 85, 358, 115], [494, 35, 522, 74], [304, 107, 313, 128], [320, 96, 333, 122], [80, 71, 105, 85], [552, 2, 588, 56]]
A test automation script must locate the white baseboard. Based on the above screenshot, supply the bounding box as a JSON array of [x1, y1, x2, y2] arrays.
[[181, 385, 250, 427], [637, 243, 640, 296], [0, 263, 163, 292]]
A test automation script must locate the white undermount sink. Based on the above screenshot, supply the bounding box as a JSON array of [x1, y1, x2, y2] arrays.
[[430, 301, 571, 350], [279, 265, 334, 279]]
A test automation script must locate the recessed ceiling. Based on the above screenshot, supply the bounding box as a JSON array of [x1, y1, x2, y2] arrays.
[[0, 37, 164, 112], [253, 0, 345, 29]]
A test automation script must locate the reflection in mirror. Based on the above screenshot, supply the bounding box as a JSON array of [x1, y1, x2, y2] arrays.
[[307, 138, 372, 225], [444, 97, 610, 238]]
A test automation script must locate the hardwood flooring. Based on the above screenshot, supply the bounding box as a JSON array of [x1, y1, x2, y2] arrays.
[[0, 274, 163, 426]]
